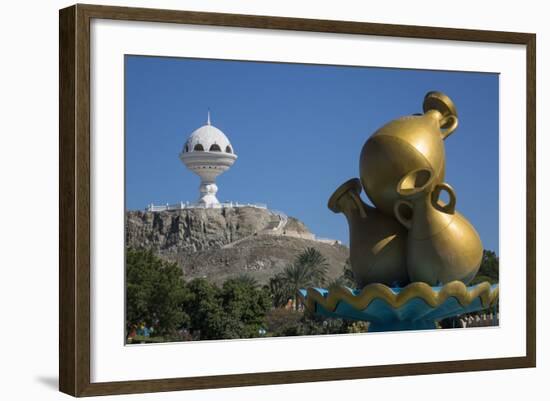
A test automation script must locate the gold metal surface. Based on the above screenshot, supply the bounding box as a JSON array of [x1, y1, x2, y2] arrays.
[[301, 281, 499, 313], [394, 168, 483, 285], [328, 178, 408, 286], [360, 91, 458, 216], [331, 91, 486, 289]]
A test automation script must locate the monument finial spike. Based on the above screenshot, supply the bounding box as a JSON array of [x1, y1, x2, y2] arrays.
[[207, 109, 211, 126]]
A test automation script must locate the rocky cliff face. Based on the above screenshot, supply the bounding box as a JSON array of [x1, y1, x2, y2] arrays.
[[127, 207, 274, 253], [126, 207, 348, 285]]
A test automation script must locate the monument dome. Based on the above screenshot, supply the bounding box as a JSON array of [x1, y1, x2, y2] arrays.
[[182, 113, 234, 155]]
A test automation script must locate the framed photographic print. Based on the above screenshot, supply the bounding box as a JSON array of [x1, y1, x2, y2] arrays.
[[59, 4, 536, 397]]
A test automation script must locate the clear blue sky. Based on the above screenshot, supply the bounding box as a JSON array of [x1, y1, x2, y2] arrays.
[[125, 56, 499, 253]]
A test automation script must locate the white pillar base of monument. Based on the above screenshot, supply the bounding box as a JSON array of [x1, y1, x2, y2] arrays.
[[198, 181, 221, 207]]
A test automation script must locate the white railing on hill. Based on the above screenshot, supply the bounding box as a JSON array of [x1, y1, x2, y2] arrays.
[[269, 210, 288, 231], [315, 237, 343, 245], [146, 201, 267, 212]]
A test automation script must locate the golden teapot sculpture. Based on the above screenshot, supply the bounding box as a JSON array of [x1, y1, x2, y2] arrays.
[[360, 91, 458, 216], [330, 91, 483, 287], [328, 178, 408, 287], [394, 168, 483, 285]]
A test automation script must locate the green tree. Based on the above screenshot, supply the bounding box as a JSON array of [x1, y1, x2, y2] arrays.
[[233, 273, 259, 289], [296, 247, 329, 285], [471, 249, 499, 284], [126, 248, 188, 337], [182, 277, 271, 340], [281, 247, 329, 310], [182, 278, 234, 340], [220, 278, 271, 338], [268, 273, 293, 308]]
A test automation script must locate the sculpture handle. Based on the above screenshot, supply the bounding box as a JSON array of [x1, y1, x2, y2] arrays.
[[423, 91, 458, 140], [394, 199, 413, 230], [439, 115, 458, 139], [431, 182, 456, 214]]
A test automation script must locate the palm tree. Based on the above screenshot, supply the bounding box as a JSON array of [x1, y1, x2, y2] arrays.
[[234, 273, 259, 289], [296, 247, 329, 285], [282, 248, 329, 310], [268, 273, 292, 308]]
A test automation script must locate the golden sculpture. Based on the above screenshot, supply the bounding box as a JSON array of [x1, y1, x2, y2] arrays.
[[359, 91, 458, 216], [394, 168, 483, 285], [330, 91, 483, 287], [328, 178, 408, 287]]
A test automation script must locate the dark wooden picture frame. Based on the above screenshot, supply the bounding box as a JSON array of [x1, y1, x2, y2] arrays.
[[59, 3, 536, 397]]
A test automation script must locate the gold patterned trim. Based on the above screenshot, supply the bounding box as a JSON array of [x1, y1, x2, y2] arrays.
[[301, 281, 499, 313]]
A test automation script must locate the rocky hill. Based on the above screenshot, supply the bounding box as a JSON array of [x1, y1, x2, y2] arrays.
[[126, 207, 349, 285]]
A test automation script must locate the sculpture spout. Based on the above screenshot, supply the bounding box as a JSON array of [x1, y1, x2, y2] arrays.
[[328, 178, 408, 287], [328, 178, 367, 219]]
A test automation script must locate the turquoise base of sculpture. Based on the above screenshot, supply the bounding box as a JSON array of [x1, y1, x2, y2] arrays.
[[299, 281, 499, 332]]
